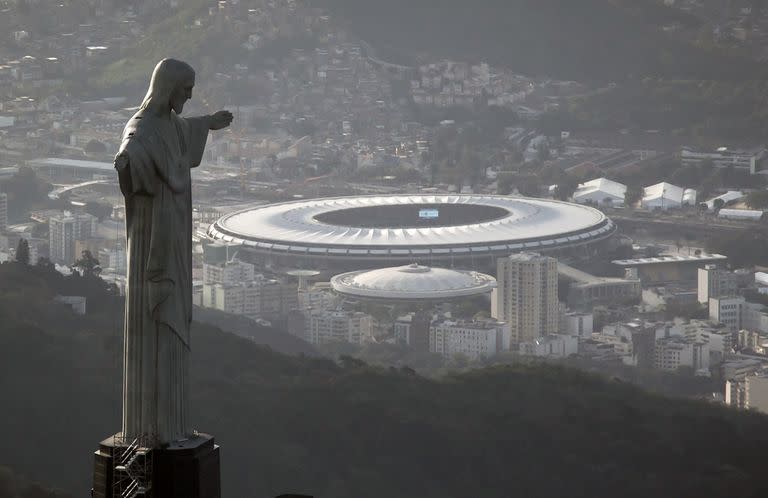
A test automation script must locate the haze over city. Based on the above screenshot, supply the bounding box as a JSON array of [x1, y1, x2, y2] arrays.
[[3, 1, 768, 497]]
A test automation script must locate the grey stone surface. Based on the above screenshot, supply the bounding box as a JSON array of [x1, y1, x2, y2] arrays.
[[115, 59, 232, 444]]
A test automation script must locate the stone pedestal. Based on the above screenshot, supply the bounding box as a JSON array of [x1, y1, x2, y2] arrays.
[[92, 433, 220, 498]]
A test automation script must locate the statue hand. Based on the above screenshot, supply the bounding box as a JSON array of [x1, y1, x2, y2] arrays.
[[209, 110, 233, 130], [114, 151, 129, 170]]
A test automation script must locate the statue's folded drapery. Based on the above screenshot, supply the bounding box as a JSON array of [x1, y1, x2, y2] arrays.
[[116, 112, 209, 443]]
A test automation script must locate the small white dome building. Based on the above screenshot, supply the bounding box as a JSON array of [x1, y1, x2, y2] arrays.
[[330, 264, 496, 301]]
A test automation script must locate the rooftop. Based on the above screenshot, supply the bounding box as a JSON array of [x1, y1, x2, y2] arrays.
[[613, 254, 727, 266], [28, 157, 114, 172], [331, 264, 496, 300], [209, 195, 615, 256]]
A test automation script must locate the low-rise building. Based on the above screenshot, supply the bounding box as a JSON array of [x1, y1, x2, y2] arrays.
[[722, 357, 767, 381], [560, 311, 594, 338], [558, 263, 641, 308], [641, 182, 696, 210], [430, 319, 510, 359], [308, 309, 373, 345], [572, 177, 626, 206], [717, 209, 764, 221], [298, 282, 339, 311], [681, 146, 767, 174], [520, 334, 578, 358], [654, 335, 710, 373]]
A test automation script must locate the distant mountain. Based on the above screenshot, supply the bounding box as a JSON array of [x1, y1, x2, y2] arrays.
[[314, 0, 754, 82], [3, 261, 768, 498]]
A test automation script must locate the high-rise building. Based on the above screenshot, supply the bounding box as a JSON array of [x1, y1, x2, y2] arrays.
[[493, 252, 559, 345], [0, 192, 7, 232], [709, 296, 745, 333], [49, 212, 97, 264], [698, 265, 737, 304], [745, 375, 768, 414], [394, 311, 432, 352]]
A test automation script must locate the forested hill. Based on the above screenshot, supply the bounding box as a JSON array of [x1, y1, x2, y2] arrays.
[[3, 261, 768, 498], [313, 0, 753, 82], [0, 466, 71, 498]]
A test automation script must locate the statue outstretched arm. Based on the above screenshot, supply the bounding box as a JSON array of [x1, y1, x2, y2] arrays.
[[208, 110, 233, 130], [180, 110, 231, 169]]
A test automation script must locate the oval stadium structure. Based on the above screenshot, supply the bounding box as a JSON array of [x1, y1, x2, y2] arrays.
[[331, 264, 497, 302], [207, 195, 616, 272]]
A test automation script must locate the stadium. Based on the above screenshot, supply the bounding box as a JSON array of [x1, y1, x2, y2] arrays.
[[207, 194, 617, 273]]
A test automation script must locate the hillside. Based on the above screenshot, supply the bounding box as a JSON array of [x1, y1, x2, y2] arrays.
[[314, 0, 755, 82], [3, 261, 768, 498], [0, 466, 71, 498]]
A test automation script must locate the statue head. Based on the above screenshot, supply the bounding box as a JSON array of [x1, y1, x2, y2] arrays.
[[140, 58, 196, 115]]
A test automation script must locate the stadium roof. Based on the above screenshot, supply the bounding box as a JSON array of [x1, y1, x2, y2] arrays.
[[331, 264, 496, 300], [208, 195, 616, 257], [612, 254, 727, 266], [28, 157, 113, 172]]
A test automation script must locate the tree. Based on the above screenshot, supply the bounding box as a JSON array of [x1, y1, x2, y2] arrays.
[[84, 201, 113, 221], [746, 190, 768, 210], [624, 185, 643, 208], [0, 167, 52, 222], [15, 239, 29, 265], [554, 175, 579, 201], [84, 139, 107, 155], [72, 250, 101, 278], [713, 198, 725, 212]]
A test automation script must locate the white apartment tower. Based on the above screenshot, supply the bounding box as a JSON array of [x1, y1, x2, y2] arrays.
[[493, 252, 559, 345], [698, 265, 737, 304], [49, 212, 97, 264]]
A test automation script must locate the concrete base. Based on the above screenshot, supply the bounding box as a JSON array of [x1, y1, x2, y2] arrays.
[[93, 433, 221, 498]]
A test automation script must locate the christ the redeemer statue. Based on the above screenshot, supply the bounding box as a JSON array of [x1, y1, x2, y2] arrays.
[[115, 58, 232, 443]]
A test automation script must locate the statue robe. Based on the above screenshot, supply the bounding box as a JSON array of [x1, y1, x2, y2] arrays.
[[116, 111, 209, 443]]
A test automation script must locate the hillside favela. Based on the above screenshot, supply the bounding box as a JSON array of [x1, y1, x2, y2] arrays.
[[5, 1, 768, 497]]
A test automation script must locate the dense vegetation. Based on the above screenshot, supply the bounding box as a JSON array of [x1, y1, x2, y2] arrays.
[[3, 262, 768, 498], [544, 78, 768, 140], [0, 467, 71, 498], [315, 0, 751, 82]]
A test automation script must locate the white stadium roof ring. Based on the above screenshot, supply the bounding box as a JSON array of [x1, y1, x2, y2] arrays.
[[207, 195, 616, 261]]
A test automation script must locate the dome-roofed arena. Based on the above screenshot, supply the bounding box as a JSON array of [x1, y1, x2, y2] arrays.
[[207, 195, 616, 272], [331, 264, 497, 302]]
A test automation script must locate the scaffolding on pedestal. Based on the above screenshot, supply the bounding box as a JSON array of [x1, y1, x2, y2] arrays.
[[111, 434, 156, 498]]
